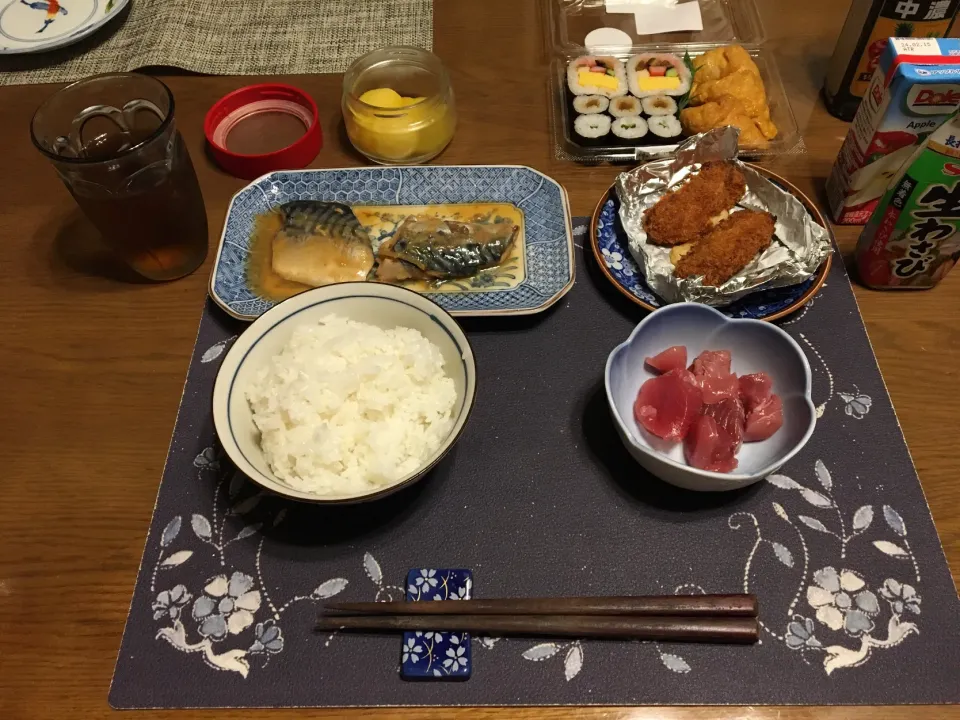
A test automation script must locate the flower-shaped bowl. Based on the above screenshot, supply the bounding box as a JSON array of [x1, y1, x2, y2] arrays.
[[213, 282, 477, 504], [605, 303, 816, 492]]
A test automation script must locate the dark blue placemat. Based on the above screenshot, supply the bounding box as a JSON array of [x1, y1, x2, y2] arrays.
[[110, 218, 960, 708]]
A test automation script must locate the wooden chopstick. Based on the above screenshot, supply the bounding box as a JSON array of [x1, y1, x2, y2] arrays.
[[324, 594, 757, 618], [315, 614, 759, 644]]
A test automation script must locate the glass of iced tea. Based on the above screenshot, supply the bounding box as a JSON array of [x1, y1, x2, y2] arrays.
[[31, 73, 208, 282]]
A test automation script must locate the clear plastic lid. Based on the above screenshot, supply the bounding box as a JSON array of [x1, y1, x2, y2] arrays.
[[545, 0, 766, 56], [549, 44, 804, 163]]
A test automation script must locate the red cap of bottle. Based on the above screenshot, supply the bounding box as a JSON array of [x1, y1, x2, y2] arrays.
[[204, 83, 322, 180]]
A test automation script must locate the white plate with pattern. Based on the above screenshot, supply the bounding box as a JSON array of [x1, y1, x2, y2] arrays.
[[0, 0, 129, 55]]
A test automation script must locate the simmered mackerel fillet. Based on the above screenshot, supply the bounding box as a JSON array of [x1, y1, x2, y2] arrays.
[[376, 217, 519, 280]]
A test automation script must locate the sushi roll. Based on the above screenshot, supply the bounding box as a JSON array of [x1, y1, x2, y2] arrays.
[[609, 96, 642, 118], [641, 95, 678, 117], [627, 54, 691, 98], [612, 116, 648, 141], [567, 56, 628, 99], [648, 115, 682, 140], [573, 95, 609, 114], [574, 113, 612, 141]]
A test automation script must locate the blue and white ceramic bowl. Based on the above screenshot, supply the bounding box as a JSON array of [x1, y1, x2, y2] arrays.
[[605, 303, 816, 492], [590, 166, 832, 321], [212, 282, 477, 504]]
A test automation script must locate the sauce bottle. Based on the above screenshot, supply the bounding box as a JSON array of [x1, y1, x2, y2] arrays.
[[824, 0, 960, 121]]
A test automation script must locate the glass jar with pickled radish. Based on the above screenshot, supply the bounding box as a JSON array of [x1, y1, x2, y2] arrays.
[[342, 47, 457, 165]]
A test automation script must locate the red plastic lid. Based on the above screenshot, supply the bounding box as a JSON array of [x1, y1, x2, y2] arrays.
[[204, 83, 322, 180]]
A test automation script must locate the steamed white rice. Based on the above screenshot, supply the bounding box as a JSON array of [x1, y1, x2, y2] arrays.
[[245, 315, 457, 495]]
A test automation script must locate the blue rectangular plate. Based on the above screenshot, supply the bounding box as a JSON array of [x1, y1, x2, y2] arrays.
[[209, 166, 575, 320]]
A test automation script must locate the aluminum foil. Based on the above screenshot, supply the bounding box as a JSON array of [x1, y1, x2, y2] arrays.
[[616, 127, 832, 306]]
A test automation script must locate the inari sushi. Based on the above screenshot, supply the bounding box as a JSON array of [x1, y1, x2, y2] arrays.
[[627, 54, 691, 98], [567, 56, 628, 98]]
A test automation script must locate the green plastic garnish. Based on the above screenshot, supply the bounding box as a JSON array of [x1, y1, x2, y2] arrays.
[[676, 51, 697, 112]]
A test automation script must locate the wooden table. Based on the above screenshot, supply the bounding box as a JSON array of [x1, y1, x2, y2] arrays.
[[1, 0, 958, 717]]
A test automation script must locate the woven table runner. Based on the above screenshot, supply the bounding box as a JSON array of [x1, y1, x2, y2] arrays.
[[109, 219, 960, 708], [0, 0, 432, 86]]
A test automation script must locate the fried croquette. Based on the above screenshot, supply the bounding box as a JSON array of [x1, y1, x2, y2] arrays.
[[674, 209, 775, 286], [642, 162, 747, 247], [669, 242, 695, 265]]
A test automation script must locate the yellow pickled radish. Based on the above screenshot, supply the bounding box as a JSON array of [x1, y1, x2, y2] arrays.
[[350, 110, 420, 160], [347, 87, 451, 162], [358, 88, 405, 108]]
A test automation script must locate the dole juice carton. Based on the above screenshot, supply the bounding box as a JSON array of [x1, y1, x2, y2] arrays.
[[856, 107, 960, 289], [826, 38, 960, 225]]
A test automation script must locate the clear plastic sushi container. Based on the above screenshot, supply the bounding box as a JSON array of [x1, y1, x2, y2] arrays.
[[542, 0, 804, 162]]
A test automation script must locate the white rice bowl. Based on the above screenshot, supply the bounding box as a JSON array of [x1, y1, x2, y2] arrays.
[[245, 315, 457, 496]]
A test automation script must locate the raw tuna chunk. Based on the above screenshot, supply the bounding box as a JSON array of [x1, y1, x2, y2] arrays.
[[645, 345, 688, 374], [684, 415, 718, 470], [633, 368, 703, 442], [699, 373, 740, 404], [701, 397, 745, 453], [739, 373, 772, 411], [684, 415, 739, 473], [691, 350, 732, 378], [744, 394, 783, 442]]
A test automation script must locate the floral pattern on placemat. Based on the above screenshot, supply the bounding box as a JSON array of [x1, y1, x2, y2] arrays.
[[145, 447, 926, 682], [731, 460, 920, 674], [148, 448, 348, 677]]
